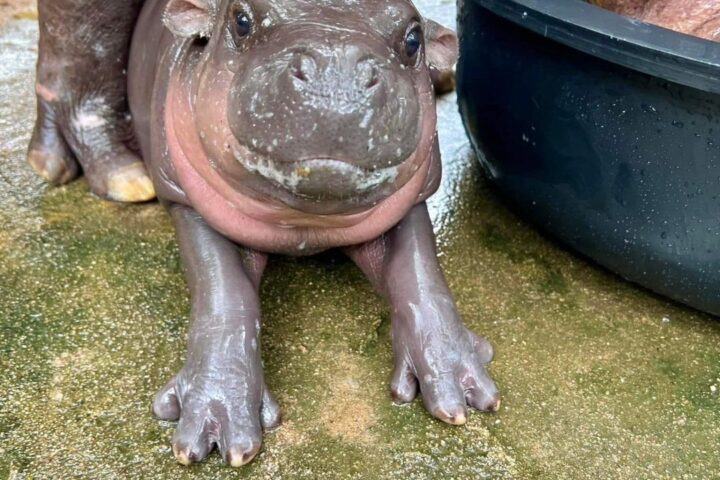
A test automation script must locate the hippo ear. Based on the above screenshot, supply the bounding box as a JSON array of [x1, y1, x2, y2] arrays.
[[164, 0, 212, 38], [424, 19, 459, 94]]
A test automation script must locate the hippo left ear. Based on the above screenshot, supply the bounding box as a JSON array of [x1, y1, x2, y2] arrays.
[[424, 19, 459, 94], [164, 0, 213, 38]]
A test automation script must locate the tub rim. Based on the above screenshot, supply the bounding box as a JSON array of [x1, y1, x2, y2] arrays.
[[469, 0, 720, 95]]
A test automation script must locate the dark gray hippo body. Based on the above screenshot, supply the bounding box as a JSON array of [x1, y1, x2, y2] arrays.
[[30, 0, 500, 467]]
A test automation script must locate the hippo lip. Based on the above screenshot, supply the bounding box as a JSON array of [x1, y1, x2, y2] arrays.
[[294, 159, 400, 190], [230, 144, 403, 198]]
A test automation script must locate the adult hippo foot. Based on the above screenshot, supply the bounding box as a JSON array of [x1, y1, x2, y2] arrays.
[[28, 73, 155, 203], [390, 307, 499, 422], [28, 0, 155, 203], [153, 363, 281, 467]]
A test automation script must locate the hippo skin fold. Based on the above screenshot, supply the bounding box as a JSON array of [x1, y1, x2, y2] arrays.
[[590, 0, 720, 41], [28, 0, 501, 467]]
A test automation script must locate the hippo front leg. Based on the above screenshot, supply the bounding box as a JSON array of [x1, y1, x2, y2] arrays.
[[153, 205, 280, 467], [346, 204, 500, 424]]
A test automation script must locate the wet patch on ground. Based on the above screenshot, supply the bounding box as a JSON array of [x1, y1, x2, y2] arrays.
[[0, 1, 35, 25], [1, 2, 720, 479]]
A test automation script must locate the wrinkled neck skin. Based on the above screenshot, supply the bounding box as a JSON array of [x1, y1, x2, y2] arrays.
[[165, 41, 441, 255]]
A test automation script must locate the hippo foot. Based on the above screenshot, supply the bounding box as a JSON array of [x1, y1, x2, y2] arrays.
[[153, 362, 281, 467], [390, 304, 500, 424], [28, 86, 155, 203]]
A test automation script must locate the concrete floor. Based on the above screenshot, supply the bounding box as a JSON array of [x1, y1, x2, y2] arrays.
[[1, 1, 719, 479]]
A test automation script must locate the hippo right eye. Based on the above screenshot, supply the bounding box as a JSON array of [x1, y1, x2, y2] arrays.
[[404, 28, 422, 58], [234, 12, 252, 38], [400, 23, 424, 66]]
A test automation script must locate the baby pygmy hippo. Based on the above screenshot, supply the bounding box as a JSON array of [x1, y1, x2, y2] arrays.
[[591, 0, 720, 41], [28, 0, 500, 467]]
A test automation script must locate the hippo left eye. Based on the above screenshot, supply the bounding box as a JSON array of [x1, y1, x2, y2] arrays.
[[404, 27, 422, 59], [235, 12, 253, 38]]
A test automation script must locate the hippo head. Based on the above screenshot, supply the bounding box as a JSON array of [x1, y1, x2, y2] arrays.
[[164, 0, 457, 215]]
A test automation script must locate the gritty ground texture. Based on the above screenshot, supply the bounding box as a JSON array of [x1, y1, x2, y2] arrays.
[[0, 0, 34, 25], [1, 1, 720, 479]]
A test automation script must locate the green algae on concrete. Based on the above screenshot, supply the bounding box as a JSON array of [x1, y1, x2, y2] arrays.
[[1, 3, 720, 479]]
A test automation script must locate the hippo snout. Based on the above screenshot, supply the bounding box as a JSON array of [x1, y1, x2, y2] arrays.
[[282, 46, 386, 126], [226, 35, 422, 200]]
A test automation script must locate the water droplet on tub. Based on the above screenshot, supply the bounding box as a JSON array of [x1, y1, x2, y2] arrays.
[[641, 104, 657, 114]]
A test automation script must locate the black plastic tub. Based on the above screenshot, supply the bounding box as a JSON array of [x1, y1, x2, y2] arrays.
[[457, 0, 720, 314]]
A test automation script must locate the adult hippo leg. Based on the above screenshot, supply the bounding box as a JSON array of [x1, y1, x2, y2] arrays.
[[28, 0, 155, 202], [153, 205, 280, 467], [345, 203, 500, 424]]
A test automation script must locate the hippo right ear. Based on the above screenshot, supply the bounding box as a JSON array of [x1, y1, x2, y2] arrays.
[[424, 19, 459, 94], [164, 0, 212, 38]]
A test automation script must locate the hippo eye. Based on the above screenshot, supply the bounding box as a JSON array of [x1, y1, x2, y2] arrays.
[[404, 27, 422, 59], [235, 11, 252, 38]]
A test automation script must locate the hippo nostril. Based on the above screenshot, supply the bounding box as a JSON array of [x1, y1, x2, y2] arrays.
[[365, 74, 380, 89], [356, 60, 380, 90], [290, 53, 316, 83], [291, 68, 307, 82]]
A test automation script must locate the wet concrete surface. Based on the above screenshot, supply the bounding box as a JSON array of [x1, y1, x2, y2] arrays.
[[1, 1, 720, 479]]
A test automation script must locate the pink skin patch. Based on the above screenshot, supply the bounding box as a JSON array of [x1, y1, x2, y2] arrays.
[[165, 79, 439, 255], [35, 83, 59, 102]]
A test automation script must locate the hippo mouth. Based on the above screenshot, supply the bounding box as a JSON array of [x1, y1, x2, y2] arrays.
[[236, 155, 401, 195], [229, 141, 414, 205]]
